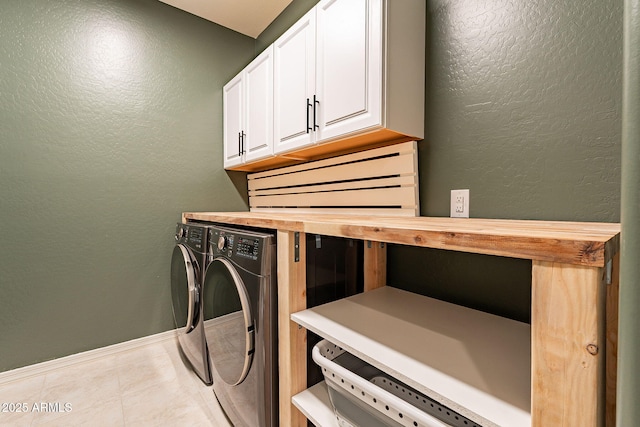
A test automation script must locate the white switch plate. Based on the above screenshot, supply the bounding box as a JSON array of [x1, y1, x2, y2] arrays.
[[450, 189, 470, 218]]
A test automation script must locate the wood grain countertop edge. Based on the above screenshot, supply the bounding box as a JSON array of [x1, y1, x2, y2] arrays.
[[182, 212, 621, 267]]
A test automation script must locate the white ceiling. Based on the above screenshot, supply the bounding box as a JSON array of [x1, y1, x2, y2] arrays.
[[158, 0, 293, 38]]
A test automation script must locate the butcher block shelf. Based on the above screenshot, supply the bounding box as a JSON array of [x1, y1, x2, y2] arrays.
[[182, 211, 621, 427], [183, 212, 620, 266]]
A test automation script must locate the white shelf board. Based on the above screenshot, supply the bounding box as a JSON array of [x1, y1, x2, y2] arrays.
[[291, 286, 532, 427], [292, 381, 338, 427]]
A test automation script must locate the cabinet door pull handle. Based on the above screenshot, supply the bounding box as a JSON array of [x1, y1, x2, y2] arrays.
[[306, 98, 312, 133], [313, 95, 319, 130], [241, 131, 246, 155], [238, 132, 242, 156]]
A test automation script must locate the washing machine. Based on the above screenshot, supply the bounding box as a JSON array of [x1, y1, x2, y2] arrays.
[[202, 225, 278, 427], [170, 222, 212, 385]]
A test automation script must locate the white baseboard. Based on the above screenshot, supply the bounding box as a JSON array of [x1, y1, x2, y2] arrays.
[[0, 329, 177, 386]]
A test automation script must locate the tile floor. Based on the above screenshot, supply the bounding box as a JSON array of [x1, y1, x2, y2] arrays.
[[0, 338, 232, 426]]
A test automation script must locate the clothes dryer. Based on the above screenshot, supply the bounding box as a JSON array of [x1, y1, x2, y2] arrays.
[[202, 225, 277, 427], [170, 223, 212, 385]]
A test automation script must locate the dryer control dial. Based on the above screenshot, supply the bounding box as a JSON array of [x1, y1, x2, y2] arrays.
[[217, 235, 228, 251], [175, 226, 186, 240]]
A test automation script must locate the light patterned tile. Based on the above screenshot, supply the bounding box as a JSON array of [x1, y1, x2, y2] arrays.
[[0, 374, 46, 426], [0, 337, 237, 427], [160, 339, 198, 379], [162, 339, 231, 425], [30, 397, 124, 427], [120, 378, 212, 426], [115, 345, 180, 397], [0, 375, 46, 402], [197, 388, 232, 427], [166, 348, 212, 390], [0, 396, 39, 427], [38, 356, 121, 409]]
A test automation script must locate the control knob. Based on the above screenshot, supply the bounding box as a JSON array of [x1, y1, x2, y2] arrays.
[[217, 235, 228, 251], [175, 227, 185, 241]]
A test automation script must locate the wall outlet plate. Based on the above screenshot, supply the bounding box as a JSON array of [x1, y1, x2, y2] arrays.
[[450, 189, 470, 218]]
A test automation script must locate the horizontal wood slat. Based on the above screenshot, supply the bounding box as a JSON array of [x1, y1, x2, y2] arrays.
[[247, 141, 419, 216], [248, 140, 416, 181], [249, 207, 418, 216], [250, 187, 417, 208], [249, 154, 415, 191], [249, 175, 417, 197]]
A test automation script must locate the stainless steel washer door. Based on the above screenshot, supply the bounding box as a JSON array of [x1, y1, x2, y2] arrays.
[[171, 244, 199, 334], [203, 258, 255, 386]]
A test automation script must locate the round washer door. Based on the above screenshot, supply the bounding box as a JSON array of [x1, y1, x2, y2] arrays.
[[170, 244, 199, 334], [203, 258, 254, 386]]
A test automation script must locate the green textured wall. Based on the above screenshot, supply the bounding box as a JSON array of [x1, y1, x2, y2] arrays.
[[0, 0, 254, 372], [393, 0, 622, 322], [259, 0, 622, 322], [618, 0, 640, 424], [255, 0, 319, 54]]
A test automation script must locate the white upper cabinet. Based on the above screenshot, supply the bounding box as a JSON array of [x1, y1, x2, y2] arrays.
[[315, 0, 382, 142], [225, 0, 424, 171], [223, 46, 274, 168], [223, 74, 244, 168], [273, 9, 316, 155], [274, 0, 383, 155], [244, 47, 274, 162], [272, 0, 424, 158]]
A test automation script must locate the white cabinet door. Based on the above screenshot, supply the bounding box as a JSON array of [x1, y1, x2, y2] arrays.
[[244, 46, 274, 163], [223, 73, 244, 168], [273, 8, 316, 155], [315, 0, 382, 142], [224, 47, 274, 168]]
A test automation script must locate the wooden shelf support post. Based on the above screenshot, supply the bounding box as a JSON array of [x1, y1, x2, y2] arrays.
[[605, 252, 620, 427], [531, 261, 608, 427], [277, 231, 307, 427], [364, 240, 387, 291]]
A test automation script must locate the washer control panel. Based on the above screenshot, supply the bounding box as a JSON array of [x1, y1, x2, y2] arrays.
[[175, 223, 206, 251], [209, 227, 267, 263], [236, 236, 260, 260]]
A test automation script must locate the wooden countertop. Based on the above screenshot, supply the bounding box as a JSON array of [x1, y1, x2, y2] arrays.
[[182, 212, 620, 267]]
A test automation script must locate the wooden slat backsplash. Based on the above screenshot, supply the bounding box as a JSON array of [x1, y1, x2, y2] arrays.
[[247, 141, 419, 216]]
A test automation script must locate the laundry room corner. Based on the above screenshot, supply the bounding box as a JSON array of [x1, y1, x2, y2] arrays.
[[0, 0, 254, 373]]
